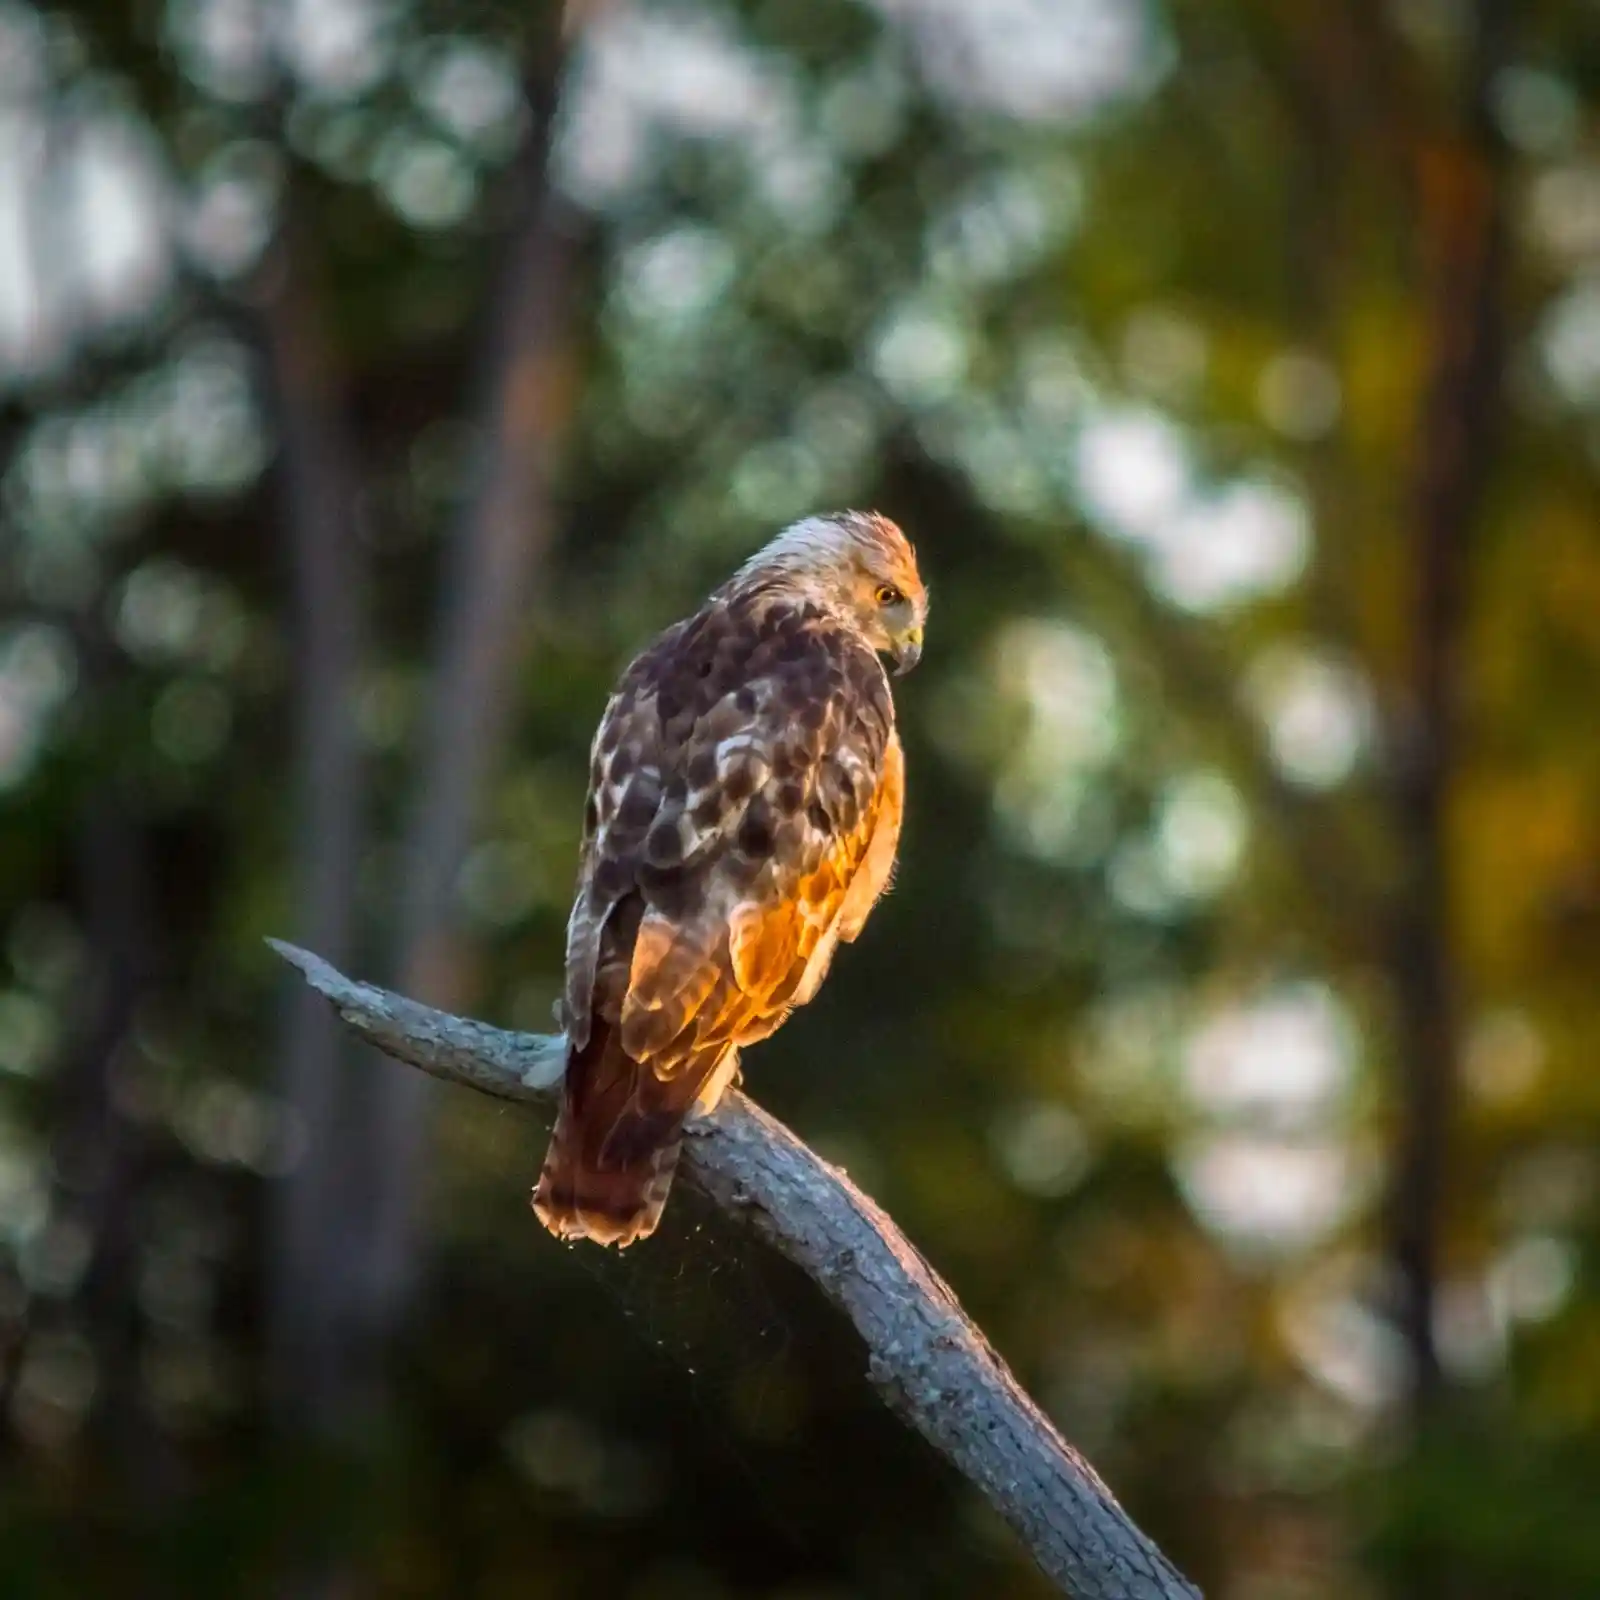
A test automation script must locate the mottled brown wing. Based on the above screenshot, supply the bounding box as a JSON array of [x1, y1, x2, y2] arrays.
[[535, 594, 900, 1246], [615, 602, 897, 1070], [788, 730, 903, 1008]]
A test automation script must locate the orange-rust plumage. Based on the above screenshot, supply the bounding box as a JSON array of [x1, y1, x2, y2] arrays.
[[533, 511, 925, 1247]]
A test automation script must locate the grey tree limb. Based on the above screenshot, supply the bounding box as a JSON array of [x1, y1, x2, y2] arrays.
[[269, 939, 1202, 1600]]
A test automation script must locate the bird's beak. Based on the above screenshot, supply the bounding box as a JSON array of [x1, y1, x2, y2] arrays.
[[892, 625, 923, 676]]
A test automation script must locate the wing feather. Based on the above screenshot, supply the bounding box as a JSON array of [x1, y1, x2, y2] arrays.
[[542, 517, 921, 1246], [558, 592, 901, 1190]]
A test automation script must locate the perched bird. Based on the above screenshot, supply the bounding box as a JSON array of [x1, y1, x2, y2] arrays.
[[533, 511, 927, 1247]]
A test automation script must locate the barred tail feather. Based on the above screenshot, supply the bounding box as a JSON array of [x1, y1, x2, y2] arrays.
[[532, 1108, 683, 1248], [532, 1016, 698, 1249]]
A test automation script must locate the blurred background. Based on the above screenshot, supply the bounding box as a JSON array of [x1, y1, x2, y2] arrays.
[[1, 0, 1598, 1594]]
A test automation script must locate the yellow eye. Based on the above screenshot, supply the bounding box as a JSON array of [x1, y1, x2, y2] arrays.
[[875, 584, 904, 607]]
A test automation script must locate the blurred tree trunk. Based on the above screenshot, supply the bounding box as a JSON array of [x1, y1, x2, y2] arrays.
[[14, 604, 176, 1504], [260, 22, 584, 1514], [262, 14, 585, 1463], [44, 620, 173, 1502], [351, 45, 583, 1332], [259, 205, 372, 1438], [1387, 0, 1509, 1417]]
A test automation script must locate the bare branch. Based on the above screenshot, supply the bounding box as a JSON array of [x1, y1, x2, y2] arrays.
[[269, 940, 1202, 1600]]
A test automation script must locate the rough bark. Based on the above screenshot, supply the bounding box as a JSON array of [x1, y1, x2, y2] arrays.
[[269, 940, 1202, 1600]]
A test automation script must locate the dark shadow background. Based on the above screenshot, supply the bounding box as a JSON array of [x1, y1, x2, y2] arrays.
[[2, 0, 1599, 1595]]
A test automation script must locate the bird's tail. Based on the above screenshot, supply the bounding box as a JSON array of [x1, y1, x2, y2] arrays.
[[532, 1017, 693, 1249]]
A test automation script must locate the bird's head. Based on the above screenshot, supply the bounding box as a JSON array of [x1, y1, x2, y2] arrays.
[[743, 510, 928, 674]]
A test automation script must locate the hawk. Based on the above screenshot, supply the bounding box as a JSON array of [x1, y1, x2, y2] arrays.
[[533, 511, 927, 1247]]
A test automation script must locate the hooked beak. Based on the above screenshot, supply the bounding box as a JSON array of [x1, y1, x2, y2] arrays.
[[892, 625, 923, 676]]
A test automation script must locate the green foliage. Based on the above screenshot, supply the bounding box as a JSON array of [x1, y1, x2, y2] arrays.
[[2, 0, 1599, 1594]]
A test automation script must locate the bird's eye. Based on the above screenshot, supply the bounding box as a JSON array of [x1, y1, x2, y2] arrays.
[[874, 584, 904, 607]]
